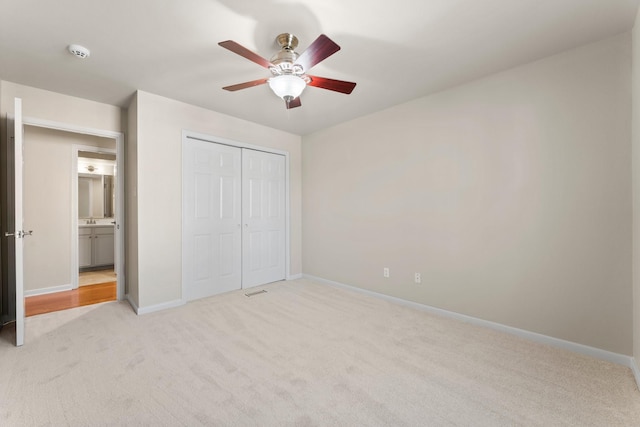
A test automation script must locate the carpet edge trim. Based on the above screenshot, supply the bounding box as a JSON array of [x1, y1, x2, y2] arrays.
[[631, 357, 640, 391]]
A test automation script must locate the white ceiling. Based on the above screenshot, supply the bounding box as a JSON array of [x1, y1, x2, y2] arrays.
[[1, 0, 638, 135]]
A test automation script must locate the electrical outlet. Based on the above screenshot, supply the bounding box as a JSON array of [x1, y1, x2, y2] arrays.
[[383, 267, 390, 278], [414, 273, 421, 284]]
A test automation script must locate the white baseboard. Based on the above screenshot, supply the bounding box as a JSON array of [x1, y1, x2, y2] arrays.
[[24, 284, 72, 297], [287, 273, 303, 280], [135, 298, 185, 315], [125, 294, 139, 314], [303, 274, 635, 369], [631, 358, 640, 391]]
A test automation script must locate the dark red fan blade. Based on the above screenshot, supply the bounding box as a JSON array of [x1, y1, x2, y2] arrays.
[[294, 34, 340, 72], [286, 97, 302, 109], [222, 78, 269, 91], [307, 75, 356, 94], [218, 40, 274, 69]]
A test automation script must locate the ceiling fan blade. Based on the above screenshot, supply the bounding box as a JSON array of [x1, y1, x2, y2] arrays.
[[222, 78, 269, 91], [307, 75, 356, 94], [218, 40, 274, 69], [286, 97, 302, 109], [294, 34, 340, 72]]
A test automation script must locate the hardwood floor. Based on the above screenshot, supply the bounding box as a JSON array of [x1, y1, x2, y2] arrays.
[[79, 268, 116, 286], [25, 282, 117, 317]]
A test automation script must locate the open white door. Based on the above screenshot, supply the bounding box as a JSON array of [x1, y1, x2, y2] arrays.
[[10, 98, 25, 346]]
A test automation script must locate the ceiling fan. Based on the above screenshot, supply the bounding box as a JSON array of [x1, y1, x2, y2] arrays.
[[218, 33, 356, 109]]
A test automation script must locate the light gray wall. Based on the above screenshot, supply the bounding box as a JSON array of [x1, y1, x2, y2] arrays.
[[133, 91, 302, 309], [302, 34, 632, 355]]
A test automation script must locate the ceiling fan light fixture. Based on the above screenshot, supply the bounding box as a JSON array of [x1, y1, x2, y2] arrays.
[[219, 33, 355, 109], [268, 74, 306, 101]]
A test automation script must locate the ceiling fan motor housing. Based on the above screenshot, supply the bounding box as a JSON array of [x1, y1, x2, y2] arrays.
[[276, 33, 298, 50], [270, 33, 303, 76]]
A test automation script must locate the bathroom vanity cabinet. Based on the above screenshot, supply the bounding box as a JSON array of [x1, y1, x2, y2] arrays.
[[79, 225, 114, 269]]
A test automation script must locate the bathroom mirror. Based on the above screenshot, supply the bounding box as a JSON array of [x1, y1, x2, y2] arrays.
[[78, 152, 116, 219]]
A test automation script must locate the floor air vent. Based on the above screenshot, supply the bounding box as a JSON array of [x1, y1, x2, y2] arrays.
[[245, 289, 267, 297]]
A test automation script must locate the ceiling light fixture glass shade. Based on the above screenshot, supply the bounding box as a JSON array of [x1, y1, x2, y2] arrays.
[[268, 75, 306, 101]]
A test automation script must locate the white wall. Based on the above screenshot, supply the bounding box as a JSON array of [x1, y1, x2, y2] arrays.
[[22, 126, 115, 293], [302, 34, 632, 355], [133, 91, 302, 309]]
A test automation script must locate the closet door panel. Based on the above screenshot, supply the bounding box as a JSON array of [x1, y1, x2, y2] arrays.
[[183, 140, 242, 300], [242, 149, 286, 288]]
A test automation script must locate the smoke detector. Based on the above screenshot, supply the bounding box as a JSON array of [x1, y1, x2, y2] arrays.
[[68, 44, 90, 59]]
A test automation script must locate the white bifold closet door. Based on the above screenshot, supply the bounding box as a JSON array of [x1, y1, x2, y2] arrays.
[[241, 149, 286, 288], [183, 139, 286, 301]]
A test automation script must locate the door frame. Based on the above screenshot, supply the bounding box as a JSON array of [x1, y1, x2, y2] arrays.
[[71, 144, 118, 290], [181, 130, 292, 302], [10, 98, 24, 346], [23, 116, 125, 301]]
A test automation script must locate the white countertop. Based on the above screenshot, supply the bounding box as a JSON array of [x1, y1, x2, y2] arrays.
[[79, 219, 115, 228]]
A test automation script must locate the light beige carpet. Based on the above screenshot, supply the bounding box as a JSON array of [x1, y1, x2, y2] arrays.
[[1, 279, 639, 426]]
